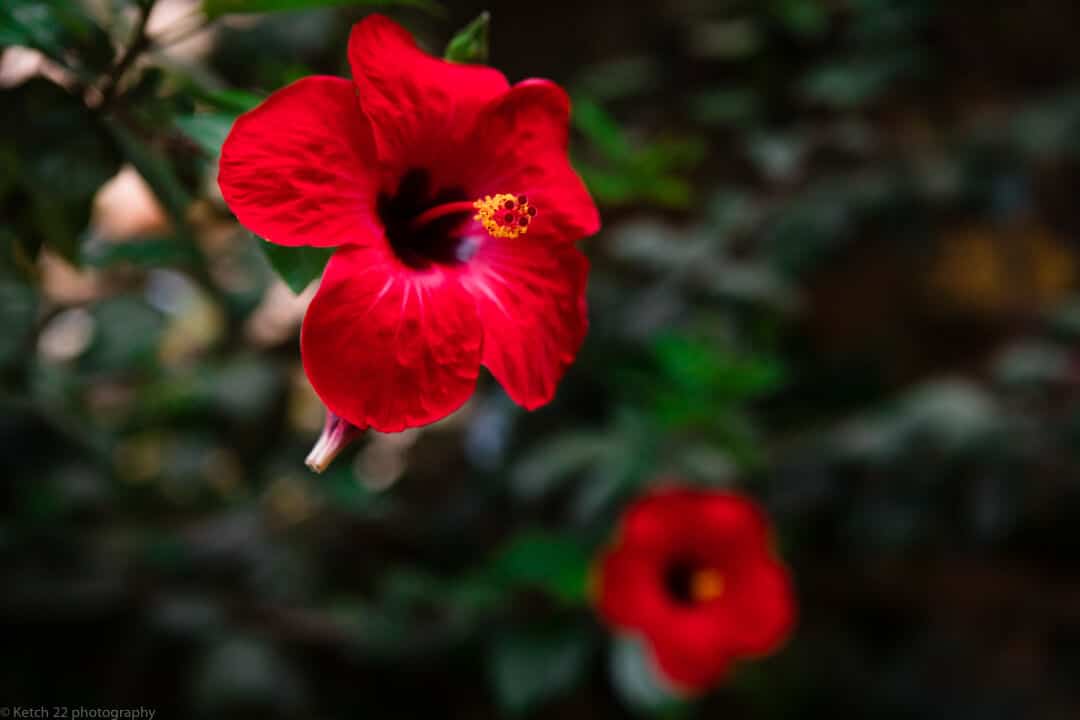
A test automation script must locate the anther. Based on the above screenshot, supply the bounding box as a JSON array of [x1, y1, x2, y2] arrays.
[[472, 192, 538, 239]]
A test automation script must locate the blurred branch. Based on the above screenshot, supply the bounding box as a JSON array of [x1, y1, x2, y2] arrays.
[[100, 0, 159, 108], [149, 3, 205, 45], [153, 18, 212, 51]]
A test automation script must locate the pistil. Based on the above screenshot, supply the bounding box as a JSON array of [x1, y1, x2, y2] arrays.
[[407, 201, 478, 233], [407, 193, 539, 241]]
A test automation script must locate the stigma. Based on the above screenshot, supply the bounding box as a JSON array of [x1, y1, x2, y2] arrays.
[[690, 568, 725, 602], [473, 193, 537, 239]]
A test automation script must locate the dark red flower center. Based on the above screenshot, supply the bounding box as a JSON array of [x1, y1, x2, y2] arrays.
[[378, 169, 473, 269], [664, 559, 725, 606], [378, 170, 538, 269]]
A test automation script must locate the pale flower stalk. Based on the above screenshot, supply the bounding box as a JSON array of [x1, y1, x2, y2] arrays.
[[305, 410, 363, 473]]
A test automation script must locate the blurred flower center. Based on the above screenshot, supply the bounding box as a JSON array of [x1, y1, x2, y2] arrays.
[[664, 560, 725, 605]]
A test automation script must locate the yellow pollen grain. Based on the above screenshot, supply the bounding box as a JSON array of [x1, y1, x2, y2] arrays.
[[473, 193, 534, 239], [690, 568, 725, 602]]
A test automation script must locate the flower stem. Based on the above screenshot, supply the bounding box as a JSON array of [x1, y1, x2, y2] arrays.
[[305, 410, 363, 473]]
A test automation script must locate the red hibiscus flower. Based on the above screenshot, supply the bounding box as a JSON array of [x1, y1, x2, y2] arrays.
[[595, 487, 795, 693], [218, 15, 599, 443]]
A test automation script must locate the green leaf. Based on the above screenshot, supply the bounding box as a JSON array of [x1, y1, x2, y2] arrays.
[[488, 531, 591, 604], [573, 98, 706, 209], [511, 432, 611, 501], [691, 88, 761, 129], [83, 296, 166, 373], [0, 0, 113, 73], [185, 85, 264, 114], [771, 0, 829, 39], [0, 79, 123, 266], [175, 113, 236, 156], [380, 567, 502, 616], [105, 120, 192, 228], [444, 11, 489, 64], [653, 335, 786, 401], [202, 0, 443, 19], [0, 278, 38, 368], [573, 99, 634, 163], [259, 241, 335, 293], [572, 56, 659, 103], [489, 625, 592, 716], [81, 234, 200, 269], [800, 56, 918, 109]]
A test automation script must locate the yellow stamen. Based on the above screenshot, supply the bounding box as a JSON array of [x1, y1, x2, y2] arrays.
[[690, 568, 725, 602], [473, 193, 536, 239]]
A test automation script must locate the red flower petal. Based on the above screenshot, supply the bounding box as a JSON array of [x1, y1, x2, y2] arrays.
[[617, 493, 687, 554], [466, 80, 601, 244], [348, 14, 509, 177], [726, 560, 797, 656], [618, 489, 771, 561], [601, 549, 738, 692], [218, 76, 379, 248], [301, 244, 483, 432], [596, 546, 671, 634], [618, 487, 721, 553], [648, 621, 735, 692], [461, 240, 588, 409], [695, 492, 773, 566], [594, 488, 796, 693]]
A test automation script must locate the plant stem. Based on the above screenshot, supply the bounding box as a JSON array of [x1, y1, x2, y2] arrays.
[[100, 0, 159, 108]]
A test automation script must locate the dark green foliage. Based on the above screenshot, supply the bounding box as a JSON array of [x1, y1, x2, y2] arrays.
[[444, 11, 489, 64], [487, 531, 592, 605], [489, 623, 594, 715], [1, 79, 122, 266], [0, 0, 114, 73], [260, 240, 336, 293], [202, 0, 443, 19], [4, 0, 1080, 718]]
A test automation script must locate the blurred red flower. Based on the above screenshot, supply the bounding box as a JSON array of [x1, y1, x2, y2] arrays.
[[595, 487, 795, 692], [218, 15, 599, 434]]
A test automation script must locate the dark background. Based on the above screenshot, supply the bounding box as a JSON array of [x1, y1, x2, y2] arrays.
[[3, 0, 1080, 717]]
